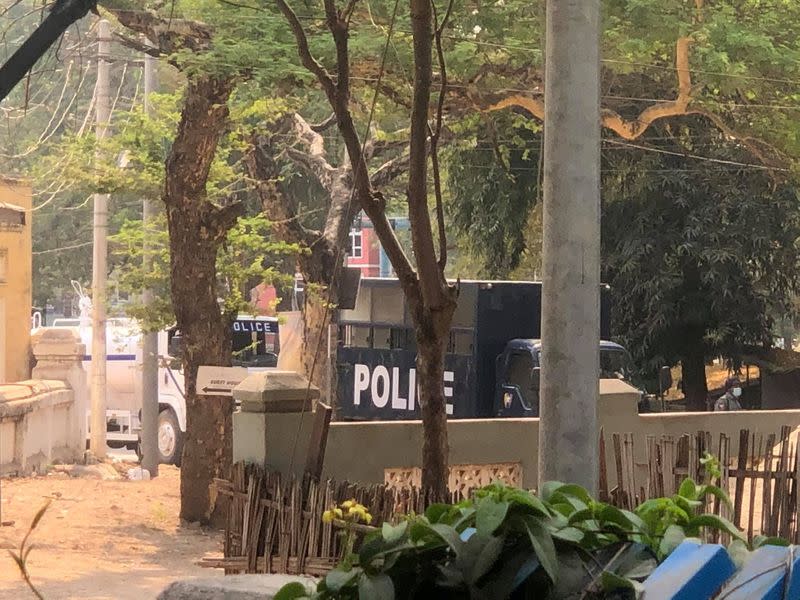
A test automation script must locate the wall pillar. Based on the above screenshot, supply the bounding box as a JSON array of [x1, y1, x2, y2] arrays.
[[232, 371, 320, 477], [31, 327, 88, 454]]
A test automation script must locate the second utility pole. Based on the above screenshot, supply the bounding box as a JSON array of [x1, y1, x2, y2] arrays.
[[538, 0, 602, 492], [90, 19, 110, 458], [140, 42, 159, 477]]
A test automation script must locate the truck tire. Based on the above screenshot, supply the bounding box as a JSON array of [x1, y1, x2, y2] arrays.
[[158, 408, 183, 466]]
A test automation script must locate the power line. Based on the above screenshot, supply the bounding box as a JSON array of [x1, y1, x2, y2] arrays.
[[33, 240, 92, 255]]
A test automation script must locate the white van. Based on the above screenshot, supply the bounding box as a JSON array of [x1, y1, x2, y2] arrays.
[[49, 314, 280, 464]]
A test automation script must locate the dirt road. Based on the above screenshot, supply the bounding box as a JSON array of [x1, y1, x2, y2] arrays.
[[0, 466, 222, 600]]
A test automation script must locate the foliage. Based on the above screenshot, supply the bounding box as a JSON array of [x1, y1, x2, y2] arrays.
[[446, 113, 542, 278], [276, 474, 777, 600], [110, 213, 299, 332], [601, 121, 800, 385]]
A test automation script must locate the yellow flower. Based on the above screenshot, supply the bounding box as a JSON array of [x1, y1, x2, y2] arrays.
[[334, 508, 343, 519], [322, 510, 334, 524], [364, 513, 373, 524], [342, 499, 356, 509]]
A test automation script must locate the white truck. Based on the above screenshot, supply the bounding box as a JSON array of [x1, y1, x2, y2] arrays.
[[44, 288, 280, 464]]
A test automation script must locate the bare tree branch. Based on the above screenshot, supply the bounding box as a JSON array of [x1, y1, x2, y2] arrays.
[[310, 112, 337, 132], [430, 0, 454, 270], [407, 0, 444, 308], [246, 131, 319, 245], [104, 8, 213, 56], [478, 37, 694, 141], [274, 0, 338, 104]]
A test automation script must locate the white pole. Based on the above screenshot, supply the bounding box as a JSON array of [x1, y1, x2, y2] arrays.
[[90, 20, 110, 459], [538, 0, 602, 491], [140, 41, 160, 476]]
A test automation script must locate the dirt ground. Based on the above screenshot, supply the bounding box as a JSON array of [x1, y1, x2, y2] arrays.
[[0, 465, 223, 600]]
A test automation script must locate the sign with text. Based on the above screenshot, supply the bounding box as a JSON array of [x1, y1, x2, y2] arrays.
[[336, 348, 475, 420], [197, 366, 248, 396]]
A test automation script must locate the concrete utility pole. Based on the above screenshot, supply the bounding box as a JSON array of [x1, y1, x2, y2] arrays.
[[140, 42, 159, 477], [538, 0, 602, 492], [90, 19, 110, 458]]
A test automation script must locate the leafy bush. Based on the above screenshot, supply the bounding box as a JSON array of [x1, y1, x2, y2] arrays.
[[276, 473, 784, 600]]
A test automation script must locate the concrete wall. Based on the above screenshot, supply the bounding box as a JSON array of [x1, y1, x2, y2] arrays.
[[233, 377, 800, 491], [0, 176, 31, 383], [0, 380, 79, 475], [0, 328, 88, 475]]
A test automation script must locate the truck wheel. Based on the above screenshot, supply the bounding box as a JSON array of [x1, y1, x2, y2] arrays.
[[158, 409, 183, 466]]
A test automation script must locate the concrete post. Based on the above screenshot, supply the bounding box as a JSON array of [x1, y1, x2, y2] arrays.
[[90, 19, 111, 458], [140, 41, 160, 477], [538, 0, 602, 491]]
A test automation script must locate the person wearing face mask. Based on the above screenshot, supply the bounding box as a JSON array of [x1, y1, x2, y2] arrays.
[[715, 376, 743, 411]]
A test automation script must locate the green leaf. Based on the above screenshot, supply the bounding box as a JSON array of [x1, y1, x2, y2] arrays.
[[274, 582, 311, 600], [539, 481, 565, 503], [325, 568, 359, 592], [727, 539, 750, 570], [658, 524, 686, 558], [752, 535, 790, 548], [358, 573, 394, 600], [505, 489, 550, 515], [476, 498, 510, 536], [688, 514, 746, 542], [523, 516, 558, 583], [430, 523, 465, 557], [552, 484, 593, 506], [597, 505, 637, 532], [678, 478, 699, 501], [382, 521, 408, 544], [469, 534, 505, 583], [567, 508, 594, 526], [696, 484, 733, 510], [551, 526, 584, 544], [425, 503, 453, 524], [601, 571, 644, 596]]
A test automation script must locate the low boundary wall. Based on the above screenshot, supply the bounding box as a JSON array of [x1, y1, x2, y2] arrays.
[[1, 328, 87, 475], [234, 377, 800, 491]]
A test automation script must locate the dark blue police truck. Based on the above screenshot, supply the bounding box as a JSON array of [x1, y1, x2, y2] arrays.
[[335, 278, 637, 421]]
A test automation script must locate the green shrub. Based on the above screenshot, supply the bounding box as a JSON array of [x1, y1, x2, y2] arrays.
[[276, 469, 784, 600]]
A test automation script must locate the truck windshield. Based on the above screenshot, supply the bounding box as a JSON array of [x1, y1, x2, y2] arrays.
[[600, 349, 634, 380]]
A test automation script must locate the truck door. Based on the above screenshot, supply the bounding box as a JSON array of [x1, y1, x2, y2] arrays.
[[495, 349, 539, 417]]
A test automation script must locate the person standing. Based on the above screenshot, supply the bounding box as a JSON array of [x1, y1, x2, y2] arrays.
[[715, 376, 743, 411]]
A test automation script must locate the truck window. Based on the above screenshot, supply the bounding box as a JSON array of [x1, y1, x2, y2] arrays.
[[507, 352, 535, 390]]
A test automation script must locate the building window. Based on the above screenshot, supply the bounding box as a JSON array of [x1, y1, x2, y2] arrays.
[[0, 249, 7, 283], [349, 230, 363, 259]]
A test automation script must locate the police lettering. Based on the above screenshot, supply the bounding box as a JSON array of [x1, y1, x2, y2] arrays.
[[353, 363, 454, 414], [233, 320, 277, 333]]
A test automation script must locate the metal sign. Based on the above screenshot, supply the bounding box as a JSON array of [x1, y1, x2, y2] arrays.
[[336, 348, 475, 420], [197, 366, 249, 396]]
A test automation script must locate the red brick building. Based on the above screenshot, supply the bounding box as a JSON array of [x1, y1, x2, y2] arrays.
[[346, 219, 381, 277]]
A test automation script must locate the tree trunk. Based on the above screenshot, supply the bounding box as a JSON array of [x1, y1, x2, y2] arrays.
[[163, 75, 241, 523], [171, 230, 233, 523], [299, 241, 340, 401], [681, 331, 708, 411], [413, 307, 454, 501]]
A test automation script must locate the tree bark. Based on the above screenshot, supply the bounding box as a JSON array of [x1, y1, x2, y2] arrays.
[[680, 330, 709, 411], [275, 0, 457, 501], [165, 75, 241, 523]]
